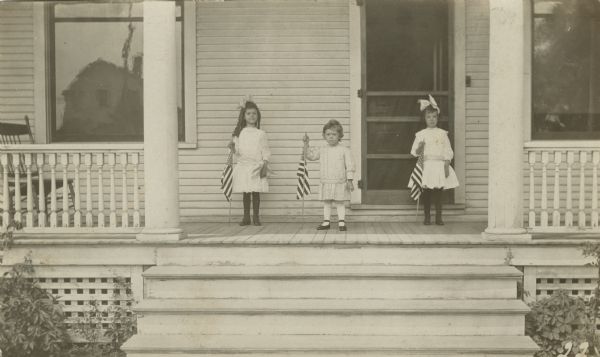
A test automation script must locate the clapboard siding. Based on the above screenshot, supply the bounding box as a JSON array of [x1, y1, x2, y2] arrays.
[[0, 2, 34, 134], [464, 0, 489, 213], [183, 0, 349, 218]]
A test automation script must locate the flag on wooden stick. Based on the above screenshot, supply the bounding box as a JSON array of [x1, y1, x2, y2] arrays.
[[408, 155, 424, 201], [220, 150, 233, 202], [296, 155, 310, 200]]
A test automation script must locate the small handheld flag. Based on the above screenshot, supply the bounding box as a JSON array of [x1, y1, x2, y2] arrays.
[[296, 154, 310, 200], [408, 155, 424, 201], [221, 150, 233, 201]]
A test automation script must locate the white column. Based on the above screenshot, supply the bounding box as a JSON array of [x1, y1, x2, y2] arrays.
[[485, 0, 530, 239], [138, 1, 182, 241]]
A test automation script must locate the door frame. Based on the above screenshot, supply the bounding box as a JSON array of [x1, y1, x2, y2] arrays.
[[355, 0, 466, 205]]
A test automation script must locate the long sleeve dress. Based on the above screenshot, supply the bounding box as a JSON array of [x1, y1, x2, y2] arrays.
[[305, 142, 355, 201], [409, 127, 459, 190], [232, 127, 271, 193]]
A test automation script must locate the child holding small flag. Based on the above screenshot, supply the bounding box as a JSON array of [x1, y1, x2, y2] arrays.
[[303, 120, 355, 231], [227, 99, 271, 226], [410, 95, 459, 225]]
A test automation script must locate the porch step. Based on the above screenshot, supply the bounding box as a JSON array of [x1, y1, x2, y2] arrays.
[[135, 298, 528, 336], [143, 265, 521, 299], [122, 334, 539, 356]]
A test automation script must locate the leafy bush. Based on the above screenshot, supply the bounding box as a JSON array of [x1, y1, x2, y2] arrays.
[[525, 290, 592, 357], [0, 256, 70, 357]]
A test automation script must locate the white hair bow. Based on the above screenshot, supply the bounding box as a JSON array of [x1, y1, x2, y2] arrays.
[[417, 94, 440, 114], [237, 95, 254, 110]]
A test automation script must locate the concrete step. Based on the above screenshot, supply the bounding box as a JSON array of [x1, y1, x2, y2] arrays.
[[122, 334, 539, 356], [143, 265, 521, 300], [135, 298, 529, 336]]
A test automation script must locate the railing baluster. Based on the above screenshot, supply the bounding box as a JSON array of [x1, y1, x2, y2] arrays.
[[97, 153, 105, 228], [37, 154, 46, 227], [132, 153, 140, 227], [579, 151, 588, 228], [49, 153, 57, 228], [566, 151, 574, 227], [108, 153, 117, 228], [528, 151, 537, 228], [121, 153, 129, 228], [552, 151, 562, 227], [592, 151, 599, 228], [73, 154, 81, 227], [541, 151, 549, 227], [1, 153, 10, 227], [85, 154, 93, 227], [61, 154, 69, 227], [12, 154, 21, 224], [25, 154, 33, 228]]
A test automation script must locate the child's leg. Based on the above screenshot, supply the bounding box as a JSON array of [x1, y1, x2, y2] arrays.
[[335, 201, 347, 231], [434, 188, 444, 225], [240, 192, 251, 226], [422, 189, 432, 224], [251, 192, 261, 226], [317, 200, 332, 229]]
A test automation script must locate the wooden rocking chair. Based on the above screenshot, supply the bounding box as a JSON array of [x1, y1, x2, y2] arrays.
[[0, 116, 74, 221]]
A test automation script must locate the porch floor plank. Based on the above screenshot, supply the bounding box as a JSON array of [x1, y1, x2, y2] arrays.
[[180, 222, 488, 245]]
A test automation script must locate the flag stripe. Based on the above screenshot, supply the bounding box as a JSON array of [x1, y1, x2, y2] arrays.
[[296, 158, 310, 200], [408, 156, 423, 201]]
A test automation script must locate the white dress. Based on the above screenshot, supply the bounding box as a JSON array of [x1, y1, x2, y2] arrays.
[[305, 143, 355, 201], [232, 127, 271, 193], [409, 127, 459, 189]]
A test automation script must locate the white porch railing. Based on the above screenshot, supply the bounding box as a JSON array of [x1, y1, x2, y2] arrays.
[[0, 145, 144, 231], [525, 142, 600, 233]]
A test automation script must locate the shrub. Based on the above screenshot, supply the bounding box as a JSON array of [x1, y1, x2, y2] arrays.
[[0, 256, 69, 357]]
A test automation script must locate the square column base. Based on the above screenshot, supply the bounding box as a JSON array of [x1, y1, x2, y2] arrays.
[[137, 227, 184, 242], [482, 227, 532, 241]]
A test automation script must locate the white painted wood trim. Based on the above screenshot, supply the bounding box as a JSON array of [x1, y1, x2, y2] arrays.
[[453, 0, 466, 205], [33, 3, 48, 144], [183, 1, 198, 147], [523, 0, 532, 141], [349, 0, 362, 204], [524, 141, 600, 149]]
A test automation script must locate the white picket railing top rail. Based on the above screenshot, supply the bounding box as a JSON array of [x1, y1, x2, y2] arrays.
[[0, 143, 144, 152], [525, 141, 600, 150]]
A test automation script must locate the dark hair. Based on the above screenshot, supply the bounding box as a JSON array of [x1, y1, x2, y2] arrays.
[[322, 119, 344, 140], [232, 101, 261, 137]]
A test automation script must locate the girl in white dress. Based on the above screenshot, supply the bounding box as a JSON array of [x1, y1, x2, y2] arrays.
[[228, 100, 271, 226], [303, 120, 355, 231], [410, 95, 459, 225]]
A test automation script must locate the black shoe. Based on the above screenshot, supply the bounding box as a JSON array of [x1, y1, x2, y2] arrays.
[[338, 220, 347, 231], [317, 220, 330, 230], [423, 215, 431, 225], [239, 218, 251, 226], [435, 219, 444, 226], [253, 215, 262, 226]]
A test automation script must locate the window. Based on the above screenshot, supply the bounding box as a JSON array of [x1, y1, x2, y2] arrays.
[[532, 0, 600, 140], [49, 2, 184, 142]]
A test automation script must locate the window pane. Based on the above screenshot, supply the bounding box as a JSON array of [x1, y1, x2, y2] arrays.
[[532, 0, 600, 139], [52, 4, 184, 142], [367, 159, 414, 190], [366, 0, 448, 92], [367, 95, 449, 117]]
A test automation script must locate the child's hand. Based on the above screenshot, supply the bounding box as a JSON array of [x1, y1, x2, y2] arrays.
[[227, 140, 236, 153], [260, 161, 269, 178], [416, 141, 425, 156], [303, 133, 310, 146], [346, 180, 354, 192], [444, 161, 450, 178]]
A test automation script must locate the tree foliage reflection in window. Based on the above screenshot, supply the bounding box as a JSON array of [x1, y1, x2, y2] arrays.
[[50, 2, 184, 142], [532, 0, 600, 140]]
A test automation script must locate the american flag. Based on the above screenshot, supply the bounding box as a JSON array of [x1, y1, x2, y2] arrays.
[[408, 155, 424, 201], [220, 151, 233, 202], [296, 155, 310, 200]]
